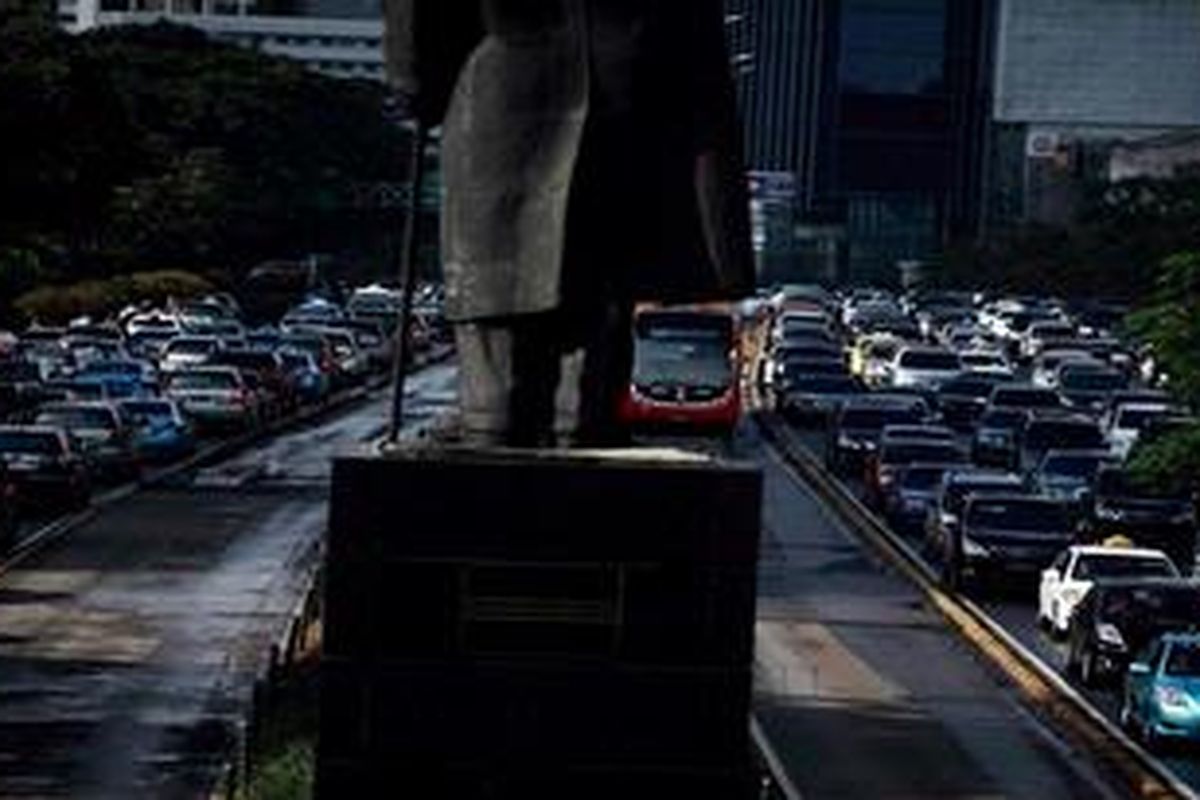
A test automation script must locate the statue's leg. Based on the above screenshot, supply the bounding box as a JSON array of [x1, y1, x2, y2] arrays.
[[557, 299, 634, 447], [455, 314, 562, 447]]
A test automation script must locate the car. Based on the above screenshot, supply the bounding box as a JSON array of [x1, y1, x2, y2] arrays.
[[279, 350, 329, 405], [958, 348, 1013, 379], [776, 373, 863, 424], [987, 383, 1065, 414], [1014, 412, 1106, 475], [1031, 349, 1101, 389], [160, 336, 223, 373], [1029, 449, 1117, 507], [826, 396, 928, 475], [882, 462, 961, 534], [1121, 632, 1200, 749], [864, 432, 967, 510], [33, 400, 138, 479], [971, 408, 1026, 469], [0, 425, 91, 509], [1068, 579, 1200, 687], [886, 347, 962, 391], [934, 375, 1006, 431], [944, 495, 1079, 592], [208, 350, 296, 417], [73, 359, 158, 399], [924, 468, 1027, 562], [1020, 321, 1077, 361], [1057, 364, 1129, 412], [116, 398, 195, 463], [1039, 544, 1177, 638], [1090, 467, 1196, 573], [1105, 403, 1172, 461], [165, 367, 261, 432], [0, 359, 49, 420]]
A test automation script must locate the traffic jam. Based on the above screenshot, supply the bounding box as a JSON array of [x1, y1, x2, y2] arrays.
[[757, 285, 1200, 751], [0, 284, 447, 552]]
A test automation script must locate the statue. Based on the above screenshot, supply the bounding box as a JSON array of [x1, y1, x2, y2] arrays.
[[384, 0, 754, 446]]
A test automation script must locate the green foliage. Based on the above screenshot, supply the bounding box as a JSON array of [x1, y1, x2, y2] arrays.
[[240, 738, 313, 800], [14, 269, 213, 324], [1124, 252, 1200, 488], [0, 21, 408, 284]]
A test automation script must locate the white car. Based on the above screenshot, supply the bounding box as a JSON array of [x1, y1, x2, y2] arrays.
[[160, 336, 223, 373], [887, 347, 962, 390], [1105, 402, 1171, 461], [1038, 544, 1177, 637], [1019, 321, 1076, 360]]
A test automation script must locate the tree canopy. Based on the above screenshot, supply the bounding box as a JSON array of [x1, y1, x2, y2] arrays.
[[0, 14, 409, 322]]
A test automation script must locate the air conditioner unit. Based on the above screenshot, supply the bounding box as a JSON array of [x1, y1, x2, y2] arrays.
[[1026, 131, 1060, 159]]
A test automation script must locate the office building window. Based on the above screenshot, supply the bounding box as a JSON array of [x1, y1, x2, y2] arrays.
[[840, 0, 945, 96]]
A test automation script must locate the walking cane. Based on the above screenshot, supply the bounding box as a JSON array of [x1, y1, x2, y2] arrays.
[[388, 117, 428, 444]]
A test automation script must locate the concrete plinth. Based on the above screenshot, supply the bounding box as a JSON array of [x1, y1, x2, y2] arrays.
[[316, 445, 762, 799]]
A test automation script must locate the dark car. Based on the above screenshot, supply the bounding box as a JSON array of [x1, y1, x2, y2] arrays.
[[988, 384, 1066, 414], [1057, 364, 1129, 412], [924, 468, 1027, 562], [944, 494, 1079, 591], [777, 373, 863, 424], [1068, 578, 1200, 687], [0, 359, 47, 420], [972, 408, 1026, 468], [882, 462, 960, 534], [935, 375, 1006, 430], [864, 433, 967, 509], [1030, 449, 1117, 507], [826, 397, 928, 475], [1015, 412, 1106, 475], [1090, 467, 1196, 574], [209, 350, 296, 418], [0, 425, 91, 510]]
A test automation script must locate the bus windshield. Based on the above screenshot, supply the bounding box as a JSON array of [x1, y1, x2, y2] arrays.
[[633, 314, 733, 388]]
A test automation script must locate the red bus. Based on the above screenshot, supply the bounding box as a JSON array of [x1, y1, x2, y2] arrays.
[[618, 304, 741, 434]]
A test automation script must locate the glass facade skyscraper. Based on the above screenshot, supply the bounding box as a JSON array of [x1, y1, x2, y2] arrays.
[[728, 0, 994, 284]]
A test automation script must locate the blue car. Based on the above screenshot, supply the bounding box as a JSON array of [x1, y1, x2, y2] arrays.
[[116, 398, 195, 463], [1121, 632, 1200, 750], [75, 359, 158, 399]]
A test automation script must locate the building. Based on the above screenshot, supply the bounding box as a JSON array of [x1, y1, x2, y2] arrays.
[[988, 0, 1200, 226], [730, 0, 1200, 285], [728, 0, 995, 285], [58, 0, 385, 81]]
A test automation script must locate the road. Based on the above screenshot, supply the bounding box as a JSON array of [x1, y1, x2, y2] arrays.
[[740, 422, 1122, 798], [0, 364, 456, 799], [0, 361, 1139, 798]]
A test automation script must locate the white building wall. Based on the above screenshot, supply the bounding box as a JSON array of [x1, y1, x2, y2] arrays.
[[995, 0, 1200, 128]]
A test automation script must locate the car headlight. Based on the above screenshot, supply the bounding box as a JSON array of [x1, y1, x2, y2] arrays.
[[837, 435, 861, 450], [1096, 622, 1126, 649], [962, 536, 989, 558], [1156, 685, 1189, 709], [1095, 506, 1124, 522]]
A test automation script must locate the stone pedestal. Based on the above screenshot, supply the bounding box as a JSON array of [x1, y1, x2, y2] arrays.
[[316, 445, 762, 799]]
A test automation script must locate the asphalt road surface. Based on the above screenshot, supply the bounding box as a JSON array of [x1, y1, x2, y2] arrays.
[[0, 364, 456, 798], [739, 423, 1124, 799]]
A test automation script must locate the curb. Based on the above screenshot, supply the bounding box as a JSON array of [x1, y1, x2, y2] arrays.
[[755, 410, 1197, 800]]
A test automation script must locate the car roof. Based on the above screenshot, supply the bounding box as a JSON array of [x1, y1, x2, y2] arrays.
[[1068, 544, 1172, 559], [944, 468, 1023, 485]]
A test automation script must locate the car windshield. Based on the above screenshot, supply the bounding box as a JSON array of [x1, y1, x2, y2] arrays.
[[1042, 454, 1106, 479], [993, 388, 1061, 408], [881, 443, 963, 466], [0, 432, 60, 454], [169, 340, 216, 355], [81, 361, 140, 376], [1025, 422, 1104, 450], [841, 406, 922, 431], [967, 500, 1069, 533], [980, 409, 1024, 429], [1074, 555, 1175, 580], [36, 407, 116, 429], [1103, 587, 1200, 627], [789, 376, 859, 394], [899, 351, 960, 370], [1061, 371, 1125, 391], [1115, 408, 1167, 430], [280, 353, 314, 370], [170, 372, 237, 390], [1165, 643, 1200, 677], [962, 354, 1004, 367], [940, 379, 996, 398], [120, 401, 173, 421], [901, 466, 949, 490], [866, 341, 899, 360], [944, 481, 1020, 515]]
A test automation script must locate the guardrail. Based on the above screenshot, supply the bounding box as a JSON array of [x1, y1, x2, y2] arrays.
[[755, 410, 1196, 800]]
